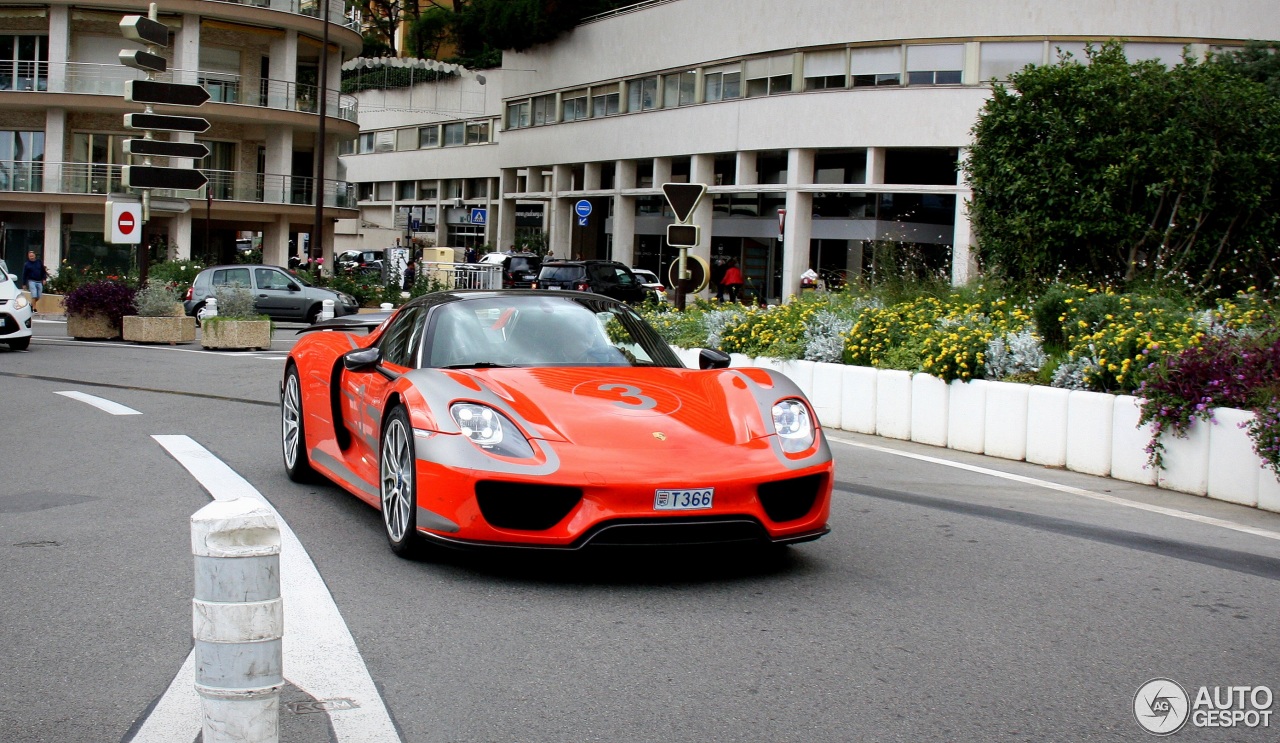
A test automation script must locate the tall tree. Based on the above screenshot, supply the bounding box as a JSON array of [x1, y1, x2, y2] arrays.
[[966, 42, 1280, 295]]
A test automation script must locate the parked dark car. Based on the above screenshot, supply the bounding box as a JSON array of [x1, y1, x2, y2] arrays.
[[478, 251, 542, 288], [183, 264, 360, 324], [532, 260, 649, 304]]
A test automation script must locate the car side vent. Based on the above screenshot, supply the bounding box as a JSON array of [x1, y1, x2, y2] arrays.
[[756, 474, 824, 523], [475, 481, 583, 531]]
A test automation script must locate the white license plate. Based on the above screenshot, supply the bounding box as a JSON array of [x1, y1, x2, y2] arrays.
[[547, 285, 561, 290], [654, 488, 714, 511]]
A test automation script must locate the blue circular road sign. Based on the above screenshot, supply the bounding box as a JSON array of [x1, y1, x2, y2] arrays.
[[575, 200, 593, 218]]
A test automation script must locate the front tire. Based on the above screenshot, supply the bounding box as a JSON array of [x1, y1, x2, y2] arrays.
[[381, 406, 423, 558], [282, 365, 317, 483], [7, 336, 30, 351]]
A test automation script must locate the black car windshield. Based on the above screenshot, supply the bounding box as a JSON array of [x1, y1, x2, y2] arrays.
[[423, 295, 684, 368]]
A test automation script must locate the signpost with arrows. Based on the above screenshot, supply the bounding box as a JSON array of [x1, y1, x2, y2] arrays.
[[110, 0, 211, 265], [661, 182, 707, 310]]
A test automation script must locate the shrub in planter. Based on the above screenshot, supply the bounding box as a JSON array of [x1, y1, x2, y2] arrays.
[[200, 284, 272, 350], [123, 280, 194, 344], [145, 259, 203, 298], [63, 280, 136, 339]]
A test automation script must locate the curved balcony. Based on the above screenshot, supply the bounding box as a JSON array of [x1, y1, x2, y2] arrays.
[[0, 160, 355, 208], [2, 61, 358, 123], [206, 0, 362, 32]]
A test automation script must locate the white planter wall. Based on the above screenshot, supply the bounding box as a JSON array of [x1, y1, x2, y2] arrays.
[[714, 352, 1280, 514]]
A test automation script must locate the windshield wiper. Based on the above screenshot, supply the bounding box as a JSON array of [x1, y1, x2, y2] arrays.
[[441, 362, 514, 369]]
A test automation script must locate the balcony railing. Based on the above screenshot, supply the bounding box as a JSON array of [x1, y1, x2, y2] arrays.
[[0, 160, 355, 208], [3, 62, 358, 123], [206, 0, 361, 31]]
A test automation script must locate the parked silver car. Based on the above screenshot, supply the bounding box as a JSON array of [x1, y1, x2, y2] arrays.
[[183, 264, 359, 324]]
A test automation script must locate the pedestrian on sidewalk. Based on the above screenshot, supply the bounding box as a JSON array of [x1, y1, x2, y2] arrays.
[[21, 250, 47, 311], [720, 258, 744, 303]]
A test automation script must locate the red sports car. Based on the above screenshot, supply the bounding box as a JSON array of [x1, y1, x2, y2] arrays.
[[281, 290, 832, 556]]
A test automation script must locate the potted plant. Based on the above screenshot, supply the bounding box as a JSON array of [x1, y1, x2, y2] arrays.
[[200, 284, 272, 350], [63, 280, 136, 340], [123, 279, 195, 344]]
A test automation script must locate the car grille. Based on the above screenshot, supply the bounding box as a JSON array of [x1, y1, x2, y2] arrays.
[[475, 481, 583, 531], [756, 474, 825, 523], [0, 314, 17, 333], [584, 517, 770, 547]]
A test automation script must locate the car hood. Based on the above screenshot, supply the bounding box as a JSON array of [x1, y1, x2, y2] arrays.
[[404, 366, 805, 449]]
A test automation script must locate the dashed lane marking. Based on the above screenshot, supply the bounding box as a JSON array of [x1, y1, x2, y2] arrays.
[[52, 390, 142, 415]]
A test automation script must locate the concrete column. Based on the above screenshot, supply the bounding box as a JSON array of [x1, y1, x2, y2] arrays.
[[782, 148, 815, 303], [263, 215, 291, 266], [46, 5, 69, 93], [689, 154, 715, 297], [735, 151, 758, 186], [866, 147, 886, 184], [583, 162, 602, 191], [615, 160, 637, 190], [176, 13, 201, 86], [952, 190, 977, 286], [549, 164, 573, 258], [268, 31, 298, 110], [653, 157, 673, 186], [43, 205, 62, 268], [172, 211, 194, 260], [525, 167, 545, 193], [43, 107, 65, 194], [610, 159, 637, 266], [321, 219, 335, 272], [497, 168, 518, 251], [264, 128, 293, 205]]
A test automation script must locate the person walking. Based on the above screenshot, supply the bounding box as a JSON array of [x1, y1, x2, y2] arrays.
[[720, 258, 744, 303], [21, 250, 47, 312], [402, 259, 417, 292]]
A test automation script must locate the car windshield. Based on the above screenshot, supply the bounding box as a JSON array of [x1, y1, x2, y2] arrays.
[[423, 295, 683, 369], [285, 269, 313, 287], [0, 260, 9, 283], [539, 265, 586, 281]]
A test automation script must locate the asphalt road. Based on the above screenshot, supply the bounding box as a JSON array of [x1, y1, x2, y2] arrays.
[[1, 318, 1278, 742]]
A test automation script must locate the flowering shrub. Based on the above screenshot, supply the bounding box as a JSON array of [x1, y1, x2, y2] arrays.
[[147, 260, 203, 297], [63, 280, 137, 330], [985, 330, 1048, 381], [133, 280, 182, 317], [1246, 403, 1280, 477]]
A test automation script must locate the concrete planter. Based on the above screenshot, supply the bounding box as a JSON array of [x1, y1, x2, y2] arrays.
[[66, 313, 120, 340], [34, 293, 64, 314], [200, 319, 272, 350], [123, 315, 197, 345]]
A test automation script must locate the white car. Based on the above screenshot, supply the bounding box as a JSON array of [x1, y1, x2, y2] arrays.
[[631, 268, 669, 302], [0, 260, 34, 351]]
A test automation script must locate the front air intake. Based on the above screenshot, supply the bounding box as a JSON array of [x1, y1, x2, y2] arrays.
[[756, 474, 824, 523], [475, 481, 582, 531]]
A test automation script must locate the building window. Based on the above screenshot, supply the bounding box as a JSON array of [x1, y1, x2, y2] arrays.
[[506, 100, 530, 129], [442, 179, 462, 199], [418, 182, 438, 200], [465, 120, 490, 144], [532, 94, 556, 125], [419, 125, 440, 148], [466, 178, 488, 199], [703, 64, 742, 102], [803, 49, 846, 90], [591, 91, 619, 117], [375, 182, 394, 201], [906, 44, 964, 85], [357, 182, 373, 201], [398, 181, 415, 200], [627, 76, 659, 111], [745, 54, 793, 97], [447, 224, 486, 250], [662, 70, 696, 107], [70, 132, 126, 194], [443, 122, 465, 147], [979, 41, 1044, 81], [0, 34, 49, 92], [1124, 42, 1187, 67], [357, 132, 375, 154], [561, 90, 588, 121], [0, 130, 44, 192], [851, 46, 902, 87]]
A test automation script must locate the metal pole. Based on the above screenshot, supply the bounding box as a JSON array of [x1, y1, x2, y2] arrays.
[[311, 0, 330, 272]]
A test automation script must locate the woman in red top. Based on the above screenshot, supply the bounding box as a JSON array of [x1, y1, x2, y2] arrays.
[[719, 258, 744, 303]]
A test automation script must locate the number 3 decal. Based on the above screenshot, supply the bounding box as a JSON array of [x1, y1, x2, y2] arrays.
[[598, 383, 657, 410]]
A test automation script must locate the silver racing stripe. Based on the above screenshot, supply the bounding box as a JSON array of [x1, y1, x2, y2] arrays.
[[726, 369, 832, 470]]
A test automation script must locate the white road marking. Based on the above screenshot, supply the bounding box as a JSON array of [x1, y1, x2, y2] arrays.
[[138, 435, 401, 743], [53, 390, 142, 415], [126, 650, 199, 742], [832, 437, 1280, 543]]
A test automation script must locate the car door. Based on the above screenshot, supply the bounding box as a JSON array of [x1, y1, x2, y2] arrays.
[[341, 305, 425, 483], [253, 267, 306, 319]]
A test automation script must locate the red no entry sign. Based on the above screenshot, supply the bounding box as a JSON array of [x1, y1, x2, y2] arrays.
[[106, 200, 143, 244], [118, 211, 136, 235]]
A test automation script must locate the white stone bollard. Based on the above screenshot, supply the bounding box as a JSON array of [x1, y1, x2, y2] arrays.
[[380, 302, 393, 311], [191, 498, 283, 743], [199, 297, 218, 323], [318, 298, 335, 322]]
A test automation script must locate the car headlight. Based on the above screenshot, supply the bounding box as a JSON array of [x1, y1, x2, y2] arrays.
[[13, 294, 29, 310], [772, 398, 815, 453], [449, 403, 535, 458]]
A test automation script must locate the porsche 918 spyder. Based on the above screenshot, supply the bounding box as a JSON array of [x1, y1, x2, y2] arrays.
[[281, 289, 833, 556]]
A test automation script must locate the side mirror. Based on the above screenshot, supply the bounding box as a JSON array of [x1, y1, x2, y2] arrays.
[[287, 283, 301, 292], [343, 346, 382, 371], [6, 273, 16, 282], [698, 348, 731, 369]]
